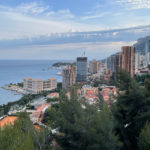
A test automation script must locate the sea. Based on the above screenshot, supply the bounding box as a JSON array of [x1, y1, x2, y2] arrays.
[[0, 60, 62, 105]]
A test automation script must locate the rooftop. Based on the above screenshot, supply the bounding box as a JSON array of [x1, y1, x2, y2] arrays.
[[49, 78, 56, 80], [48, 92, 59, 98], [24, 78, 32, 80], [0, 116, 18, 127], [32, 79, 42, 81], [35, 103, 50, 116]]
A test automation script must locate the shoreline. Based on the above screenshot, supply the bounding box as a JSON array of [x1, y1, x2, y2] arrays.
[[1, 85, 30, 95]]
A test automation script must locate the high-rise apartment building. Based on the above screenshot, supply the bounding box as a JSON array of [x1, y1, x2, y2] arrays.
[[89, 60, 99, 74], [134, 36, 150, 69], [62, 65, 76, 89], [107, 54, 120, 74], [76, 57, 88, 82], [115, 52, 122, 74], [120, 46, 135, 77], [145, 40, 150, 66]]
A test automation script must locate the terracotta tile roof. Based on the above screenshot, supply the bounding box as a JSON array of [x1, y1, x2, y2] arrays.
[[34, 125, 41, 131], [77, 89, 81, 94], [24, 78, 32, 80], [32, 79, 42, 81], [49, 78, 56, 80], [48, 92, 59, 98], [34, 103, 50, 117], [0, 116, 41, 130], [86, 90, 97, 100], [0, 116, 18, 127], [103, 95, 109, 101]]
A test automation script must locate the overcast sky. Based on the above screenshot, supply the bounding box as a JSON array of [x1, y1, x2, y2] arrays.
[[1, 0, 150, 60]]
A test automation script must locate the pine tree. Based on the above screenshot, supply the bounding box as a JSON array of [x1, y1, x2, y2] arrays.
[[113, 71, 150, 150], [45, 89, 121, 150], [138, 122, 150, 150]]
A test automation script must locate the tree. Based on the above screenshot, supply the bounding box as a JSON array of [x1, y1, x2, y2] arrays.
[[87, 105, 122, 150], [0, 114, 36, 150], [44, 89, 121, 150], [0, 112, 52, 150], [116, 70, 131, 91], [138, 122, 150, 150], [59, 89, 68, 102], [113, 71, 150, 150]]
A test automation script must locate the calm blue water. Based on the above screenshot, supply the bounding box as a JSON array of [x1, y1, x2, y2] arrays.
[[0, 60, 62, 105]]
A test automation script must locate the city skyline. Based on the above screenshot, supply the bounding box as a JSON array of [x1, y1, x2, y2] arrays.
[[1, 0, 150, 59]]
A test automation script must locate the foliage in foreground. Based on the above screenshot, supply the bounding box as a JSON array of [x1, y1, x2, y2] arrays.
[[0, 112, 52, 150], [44, 89, 122, 150], [44, 71, 150, 150], [2, 70, 150, 150], [112, 70, 150, 150], [138, 122, 150, 150]]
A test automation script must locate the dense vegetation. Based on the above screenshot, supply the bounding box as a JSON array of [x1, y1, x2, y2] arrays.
[[1, 71, 150, 150], [0, 94, 40, 116], [0, 112, 53, 150], [112, 70, 150, 150], [43, 71, 150, 150], [8, 82, 23, 87], [43, 88, 121, 150], [47, 98, 59, 103], [52, 62, 75, 68]]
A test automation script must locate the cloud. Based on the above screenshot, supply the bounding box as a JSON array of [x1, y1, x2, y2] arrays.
[[1, 1, 150, 41], [0, 2, 75, 20], [0, 2, 75, 19], [0, 41, 135, 60], [16, 2, 49, 15], [81, 2, 111, 21], [112, 32, 118, 36], [0, 2, 100, 40], [82, 12, 110, 20], [0, 2, 105, 40], [46, 9, 74, 19], [0, 2, 49, 15], [0, 11, 77, 40], [116, 0, 150, 9]]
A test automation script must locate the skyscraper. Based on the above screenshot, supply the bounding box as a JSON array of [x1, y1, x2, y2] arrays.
[[89, 60, 99, 74], [107, 54, 118, 73], [76, 57, 88, 83], [134, 37, 150, 68], [120, 46, 135, 77], [62, 65, 76, 89], [145, 40, 150, 66]]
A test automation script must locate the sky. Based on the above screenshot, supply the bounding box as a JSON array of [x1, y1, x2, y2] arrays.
[[1, 0, 150, 60]]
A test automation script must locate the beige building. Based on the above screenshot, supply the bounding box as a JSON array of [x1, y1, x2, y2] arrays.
[[23, 78, 57, 93], [62, 65, 76, 89], [89, 60, 99, 74], [49, 78, 57, 90], [32, 79, 43, 93], [120, 46, 135, 77]]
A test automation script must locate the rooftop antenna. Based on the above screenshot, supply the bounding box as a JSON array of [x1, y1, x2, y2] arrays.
[[82, 51, 86, 57]]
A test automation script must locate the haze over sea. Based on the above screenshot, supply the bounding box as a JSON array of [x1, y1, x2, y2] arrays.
[[0, 60, 62, 105]]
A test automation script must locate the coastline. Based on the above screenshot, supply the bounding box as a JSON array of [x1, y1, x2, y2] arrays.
[[1, 85, 30, 95], [0, 60, 62, 105]]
